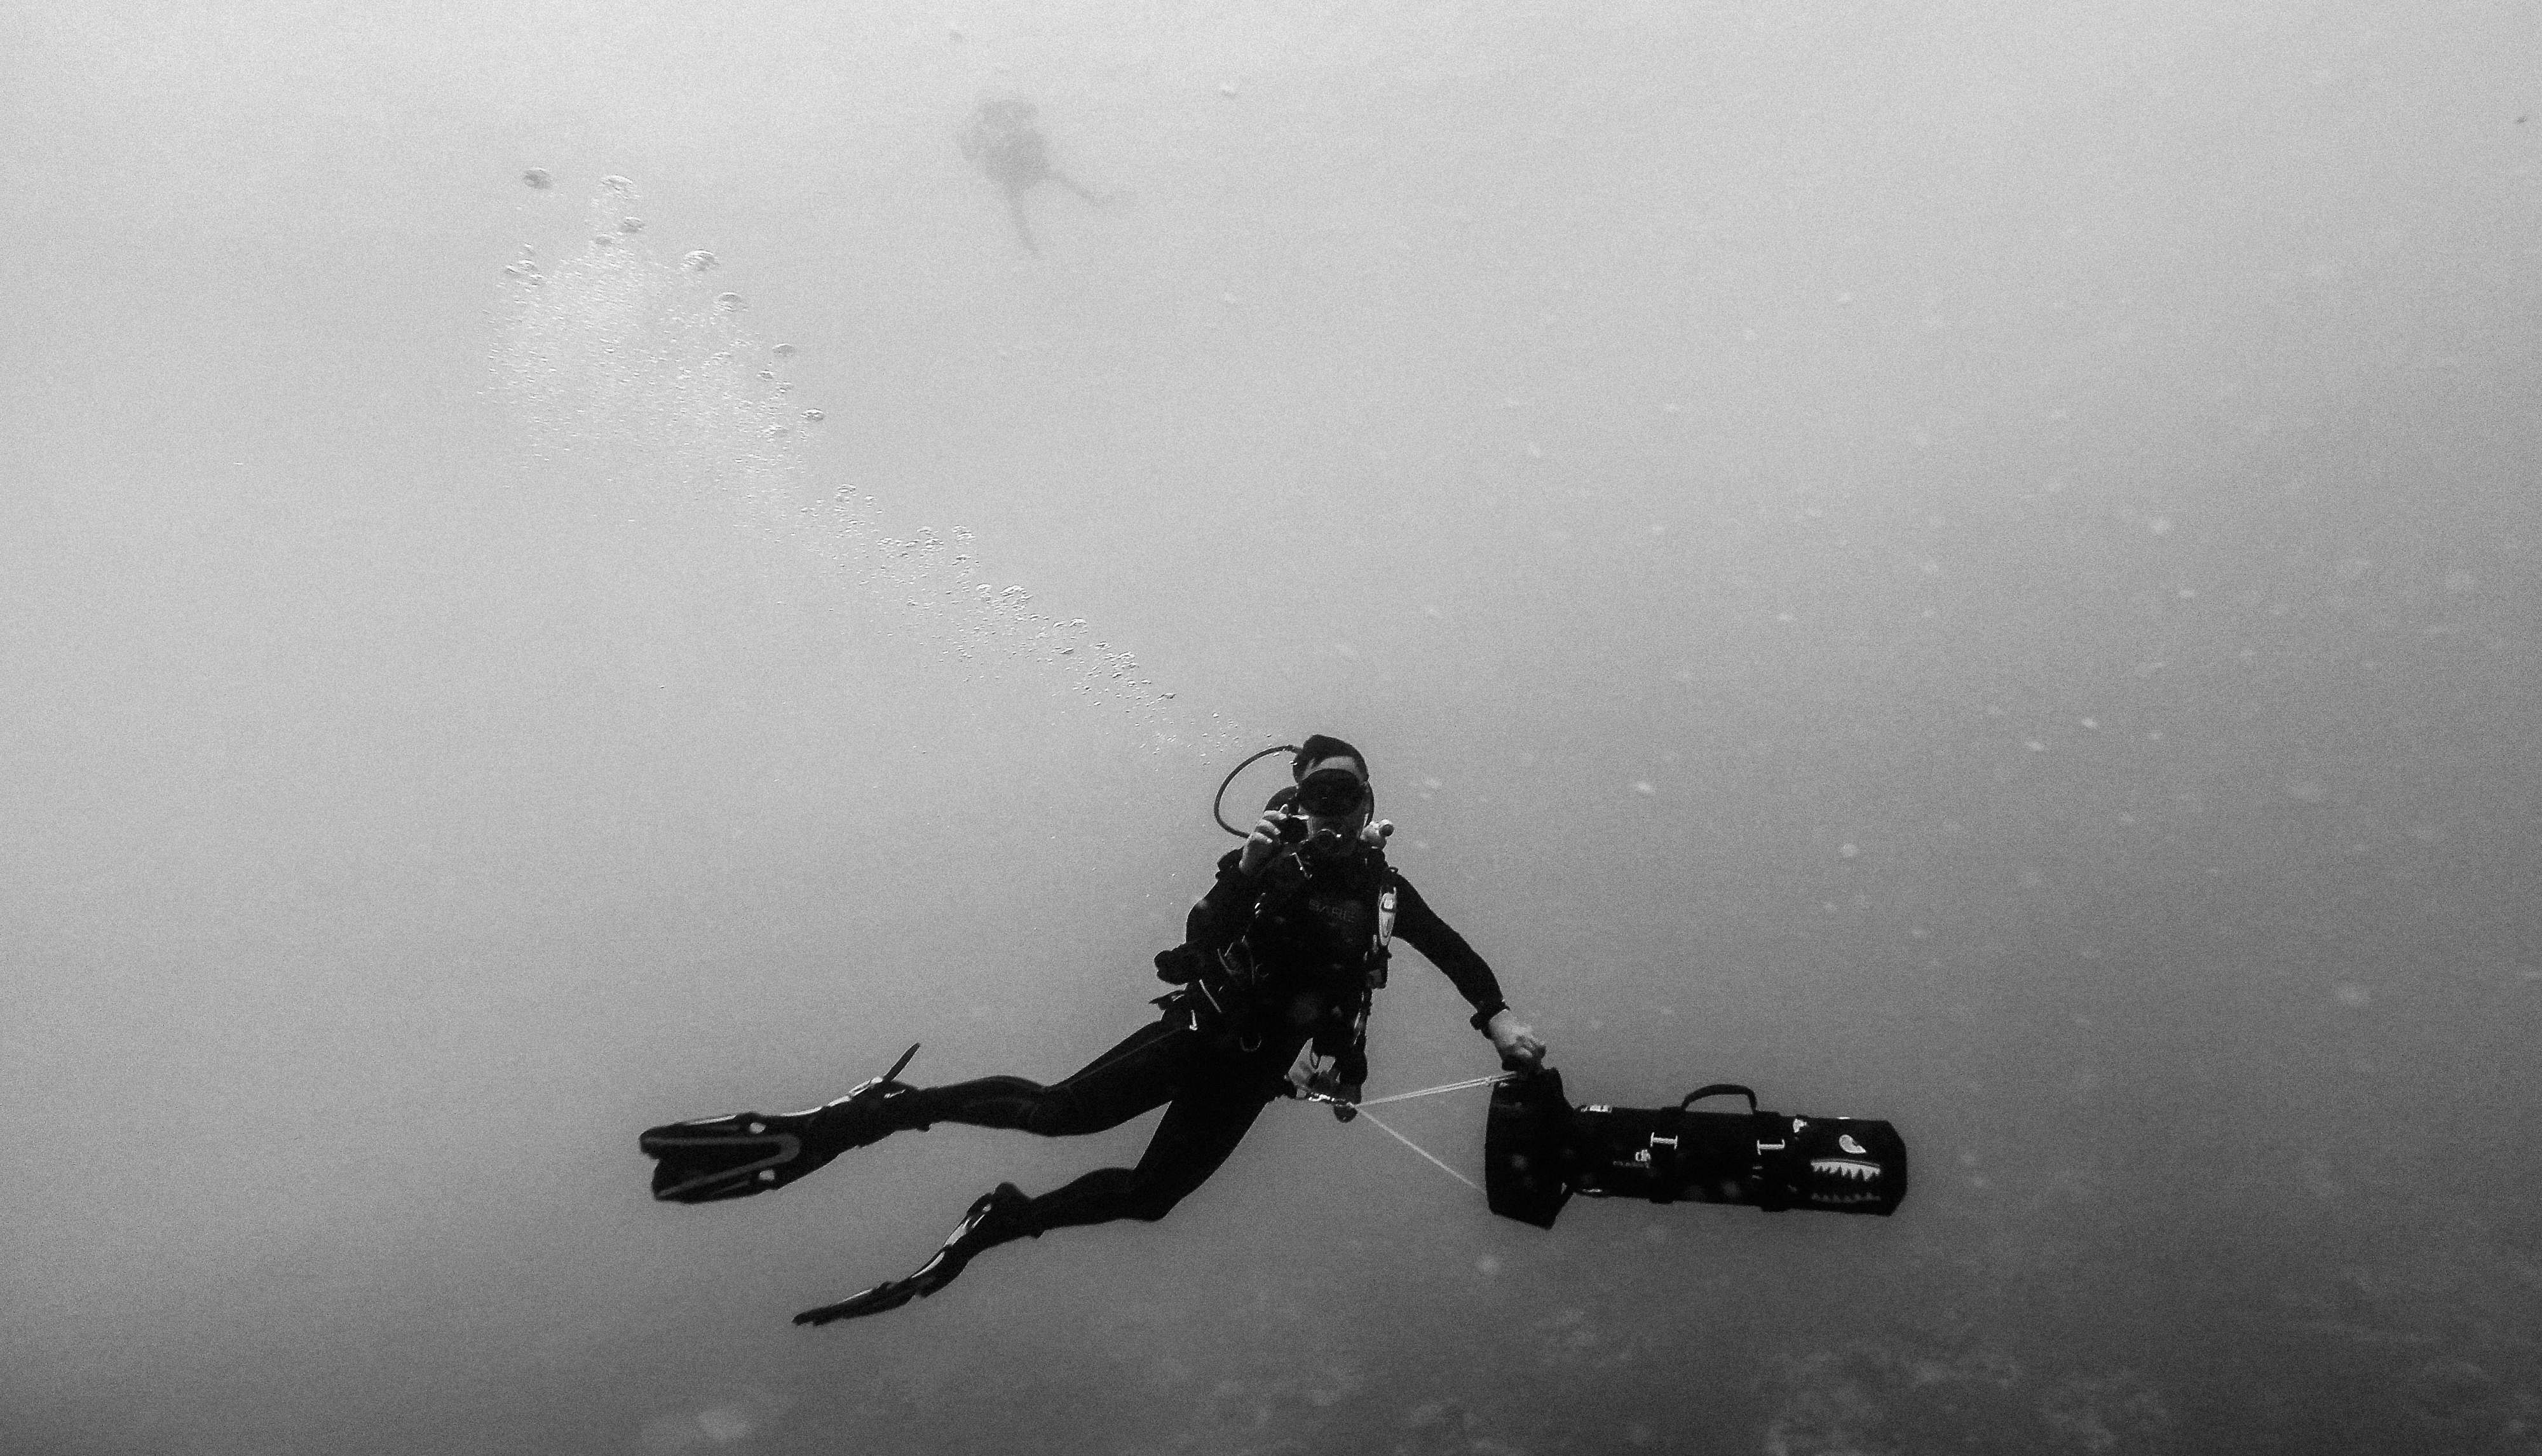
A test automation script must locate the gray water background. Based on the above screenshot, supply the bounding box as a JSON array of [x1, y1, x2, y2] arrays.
[[5, 2, 2538, 1452]]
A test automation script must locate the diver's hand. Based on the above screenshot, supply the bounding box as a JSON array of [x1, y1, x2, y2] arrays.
[[1284, 1046, 1361, 1120], [1238, 813, 1298, 875], [1486, 1009, 1546, 1071]]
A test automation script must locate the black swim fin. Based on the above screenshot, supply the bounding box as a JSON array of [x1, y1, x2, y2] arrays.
[[639, 1042, 923, 1205], [793, 1183, 1035, 1326]]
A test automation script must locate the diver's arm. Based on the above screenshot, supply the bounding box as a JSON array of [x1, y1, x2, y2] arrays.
[[1049, 169, 1105, 203], [1394, 876, 1545, 1068], [1390, 875, 1505, 1009]]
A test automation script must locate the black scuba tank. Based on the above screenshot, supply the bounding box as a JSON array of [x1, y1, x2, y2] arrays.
[[1483, 1068, 1908, 1229]]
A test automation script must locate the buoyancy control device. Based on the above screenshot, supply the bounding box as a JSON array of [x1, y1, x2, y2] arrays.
[[1483, 1068, 1907, 1228]]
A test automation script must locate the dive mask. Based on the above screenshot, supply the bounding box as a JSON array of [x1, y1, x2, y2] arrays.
[[1295, 770, 1370, 818]]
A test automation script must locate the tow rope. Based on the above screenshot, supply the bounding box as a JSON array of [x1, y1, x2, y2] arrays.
[[1355, 1071, 1514, 1108], [1352, 1107, 1483, 1192], [1299, 1071, 1517, 1192]]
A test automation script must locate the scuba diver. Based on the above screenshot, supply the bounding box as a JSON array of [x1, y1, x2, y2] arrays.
[[640, 735, 1547, 1324], [959, 96, 1111, 255]]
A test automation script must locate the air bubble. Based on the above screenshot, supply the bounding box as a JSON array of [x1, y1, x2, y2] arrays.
[[490, 218, 1218, 751]]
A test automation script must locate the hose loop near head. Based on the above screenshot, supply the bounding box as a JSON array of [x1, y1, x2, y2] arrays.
[[1214, 744, 1302, 836]]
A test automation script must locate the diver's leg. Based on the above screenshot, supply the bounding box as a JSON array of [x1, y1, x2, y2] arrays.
[[1001, 1070, 1275, 1235], [791, 1042, 1270, 1325], [1004, 188, 1039, 253], [881, 1018, 1190, 1137]]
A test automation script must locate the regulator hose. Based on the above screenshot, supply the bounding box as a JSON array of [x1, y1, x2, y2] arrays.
[[1212, 744, 1301, 837]]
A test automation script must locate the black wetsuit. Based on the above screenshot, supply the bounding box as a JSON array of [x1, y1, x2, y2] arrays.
[[883, 844, 1507, 1241]]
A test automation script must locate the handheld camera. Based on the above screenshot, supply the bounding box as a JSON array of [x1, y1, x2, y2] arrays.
[[1273, 810, 1370, 855]]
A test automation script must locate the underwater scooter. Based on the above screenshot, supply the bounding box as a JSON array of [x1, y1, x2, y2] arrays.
[[1481, 1066, 1908, 1228]]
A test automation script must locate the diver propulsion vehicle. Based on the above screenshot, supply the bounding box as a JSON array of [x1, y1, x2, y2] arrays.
[[1481, 1068, 1906, 1227]]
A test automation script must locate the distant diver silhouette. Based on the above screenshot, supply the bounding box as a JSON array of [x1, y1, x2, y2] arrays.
[[960, 97, 1111, 254]]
